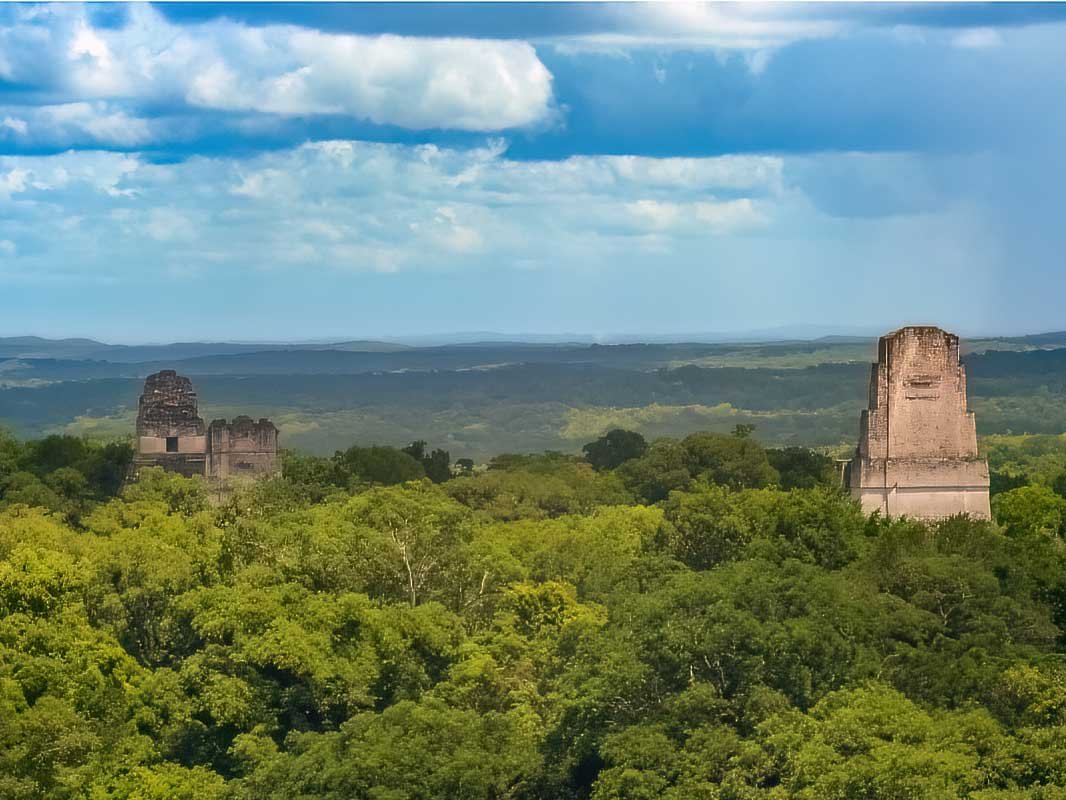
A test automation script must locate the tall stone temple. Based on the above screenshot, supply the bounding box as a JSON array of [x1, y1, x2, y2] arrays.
[[133, 370, 279, 480], [847, 326, 990, 519]]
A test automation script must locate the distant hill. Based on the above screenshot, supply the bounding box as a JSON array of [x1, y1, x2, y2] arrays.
[[4, 333, 1066, 458], [1008, 331, 1066, 347], [0, 337, 411, 363], [0, 340, 873, 382]]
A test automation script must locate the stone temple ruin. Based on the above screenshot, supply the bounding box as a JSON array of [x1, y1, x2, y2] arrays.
[[847, 326, 990, 519], [133, 370, 279, 480]]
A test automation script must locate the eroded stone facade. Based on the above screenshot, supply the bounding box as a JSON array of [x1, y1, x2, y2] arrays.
[[207, 416, 279, 480], [134, 370, 278, 480], [847, 326, 990, 519], [133, 370, 208, 477]]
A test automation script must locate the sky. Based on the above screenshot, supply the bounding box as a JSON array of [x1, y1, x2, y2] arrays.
[[1, 2, 1066, 343]]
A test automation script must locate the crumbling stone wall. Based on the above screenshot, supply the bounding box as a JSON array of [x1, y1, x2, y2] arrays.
[[133, 370, 208, 477], [848, 326, 990, 519], [206, 416, 279, 480], [132, 370, 278, 481]]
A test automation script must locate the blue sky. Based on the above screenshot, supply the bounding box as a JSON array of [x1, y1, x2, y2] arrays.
[[1, 2, 1065, 342]]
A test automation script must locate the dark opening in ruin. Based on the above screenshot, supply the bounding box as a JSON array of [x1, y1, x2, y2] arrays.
[[166, 436, 178, 453]]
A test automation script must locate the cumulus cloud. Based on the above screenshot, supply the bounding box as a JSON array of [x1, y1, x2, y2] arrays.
[[0, 102, 158, 148], [0, 140, 785, 280], [0, 4, 555, 132], [0, 167, 29, 197], [0, 140, 1046, 338]]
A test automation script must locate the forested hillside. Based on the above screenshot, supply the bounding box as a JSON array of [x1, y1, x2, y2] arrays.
[[6, 335, 1066, 459], [2, 426, 1066, 799]]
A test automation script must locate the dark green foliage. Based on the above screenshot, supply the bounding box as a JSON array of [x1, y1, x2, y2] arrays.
[[616, 438, 692, 503], [0, 430, 133, 521], [487, 451, 578, 472], [279, 450, 347, 503], [280, 444, 439, 496], [337, 444, 426, 486], [681, 431, 779, 489], [617, 432, 779, 502], [992, 469, 1031, 496], [2, 429, 1066, 799], [14, 341, 1066, 460], [404, 440, 453, 483], [658, 484, 868, 571], [732, 423, 755, 438], [767, 446, 838, 490], [18, 434, 134, 498], [582, 429, 648, 471]]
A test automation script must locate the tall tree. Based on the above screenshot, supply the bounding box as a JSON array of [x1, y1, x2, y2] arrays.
[[582, 429, 649, 472]]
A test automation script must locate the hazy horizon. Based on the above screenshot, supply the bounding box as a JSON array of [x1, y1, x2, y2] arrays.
[[3, 321, 1065, 349]]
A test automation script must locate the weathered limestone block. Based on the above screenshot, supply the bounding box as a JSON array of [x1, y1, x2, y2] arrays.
[[133, 370, 208, 476], [132, 370, 279, 480], [206, 416, 280, 480], [847, 326, 991, 519]]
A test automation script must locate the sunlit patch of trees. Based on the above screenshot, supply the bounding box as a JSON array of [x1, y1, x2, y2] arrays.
[[1, 426, 1066, 799]]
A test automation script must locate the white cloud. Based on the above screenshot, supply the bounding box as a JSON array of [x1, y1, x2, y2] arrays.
[[0, 151, 144, 199], [0, 4, 555, 132], [0, 239, 16, 257], [0, 168, 29, 197], [550, 3, 847, 58], [693, 198, 766, 232], [145, 208, 192, 242], [1, 116, 28, 136], [626, 199, 683, 230], [1, 142, 1037, 339], [952, 28, 1003, 49], [626, 198, 767, 234], [422, 206, 485, 254], [0, 140, 786, 280], [0, 102, 158, 147]]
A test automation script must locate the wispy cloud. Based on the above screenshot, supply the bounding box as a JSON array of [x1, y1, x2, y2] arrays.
[[951, 27, 1004, 49], [0, 141, 786, 280], [549, 3, 847, 54], [0, 101, 159, 148]]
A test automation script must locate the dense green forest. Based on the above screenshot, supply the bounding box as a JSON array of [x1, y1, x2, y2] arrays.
[[7, 335, 1066, 458], [2, 425, 1066, 799]]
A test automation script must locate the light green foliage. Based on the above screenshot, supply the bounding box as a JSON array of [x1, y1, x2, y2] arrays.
[[752, 683, 1066, 799], [118, 467, 209, 515], [234, 697, 541, 800], [447, 454, 631, 521], [1, 429, 1065, 799], [994, 485, 1066, 538], [344, 481, 477, 607], [984, 434, 1066, 484], [658, 483, 868, 570], [479, 505, 662, 601], [86, 764, 228, 800]]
